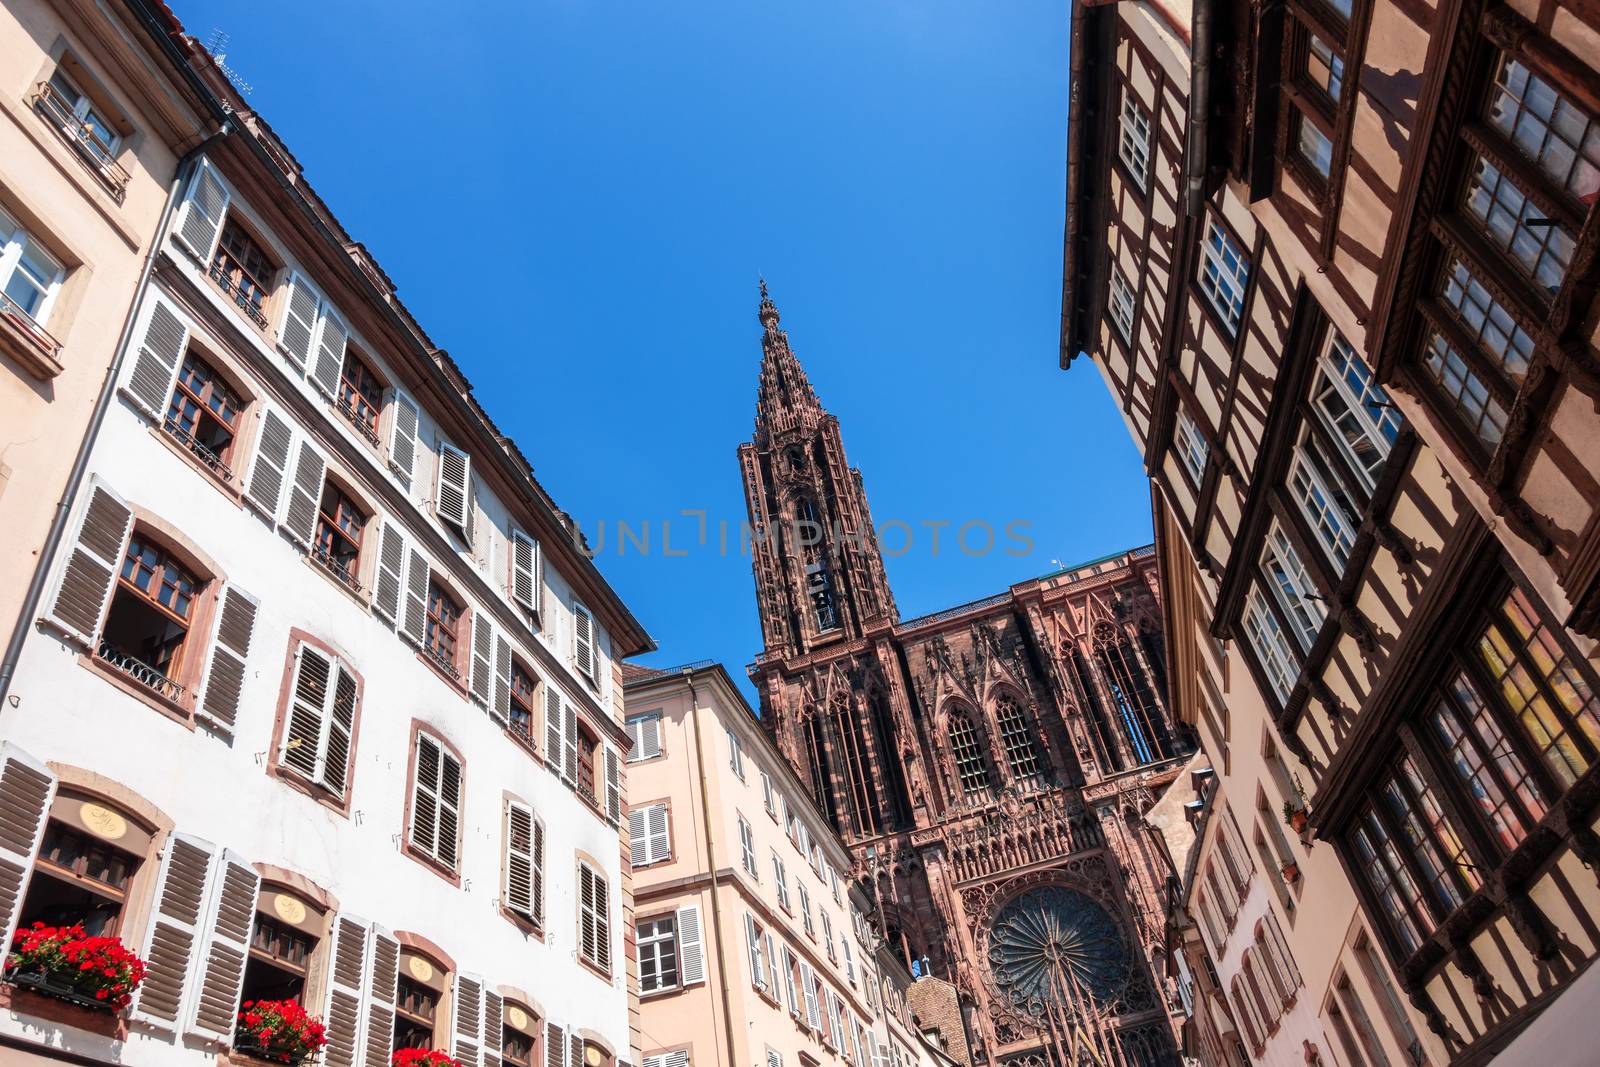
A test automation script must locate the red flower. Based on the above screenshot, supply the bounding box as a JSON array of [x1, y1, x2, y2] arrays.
[[4, 925, 147, 1010], [235, 999, 329, 1056]]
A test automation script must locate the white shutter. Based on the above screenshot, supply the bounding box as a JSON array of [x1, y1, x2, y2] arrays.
[[281, 646, 330, 783], [277, 271, 320, 369], [0, 744, 57, 952], [482, 991, 504, 1067], [767, 1049, 783, 1067], [132, 833, 217, 1031], [505, 799, 537, 921], [310, 307, 349, 397], [387, 389, 420, 481], [843, 936, 854, 983], [677, 904, 705, 986], [782, 945, 800, 1016], [764, 931, 781, 998], [122, 294, 188, 419], [532, 815, 546, 926], [745, 913, 765, 991], [544, 686, 564, 773], [362, 928, 400, 1067], [174, 157, 229, 261], [195, 583, 258, 734], [511, 530, 540, 615], [46, 479, 132, 647], [801, 961, 821, 1029], [323, 662, 358, 798], [453, 972, 485, 1067], [322, 914, 370, 1067], [629, 807, 648, 868], [374, 520, 406, 622], [436, 441, 471, 530], [282, 439, 327, 547], [605, 747, 621, 823], [492, 632, 513, 724], [470, 610, 494, 705], [628, 712, 661, 761], [563, 698, 579, 784], [401, 546, 430, 646], [573, 604, 595, 680], [245, 406, 294, 520], [189, 849, 260, 1041], [647, 803, 670, 862]]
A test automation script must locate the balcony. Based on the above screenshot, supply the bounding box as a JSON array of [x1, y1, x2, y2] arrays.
[[160, 416, 235, 482], [32, 82, 129, 202], [95, 640, 185, 703], [0, 292, 64, 380]]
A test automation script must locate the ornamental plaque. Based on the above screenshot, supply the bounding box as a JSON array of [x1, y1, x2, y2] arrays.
[[80, 803, 127, 841], [273, 894, 308, 925], [508, 1005, 529, 1029], [407, 956, 434, 982]]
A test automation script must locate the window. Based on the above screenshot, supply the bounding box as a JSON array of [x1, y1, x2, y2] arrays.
[[1198, 216, 1250, 333], [1296, 116, 1334, 178], [209, 219, 274, 328], [1174, 407, 1210, 483], [510, 661, 538, 744], [1310, 331, 1400, 490], [627, 711, 662, 761], [501, 1004, 540, 1067], [948, 708, 992, 797], [1243, 587, 1300, 703], [578, 862, 612, 972], [0, 210, 64, 328], [726, 725, 745, 779], [1287, 428, 1359, 572], [772, 852, 792, 912], [995, 693, 1042, 784], [630, 803, 672, 866], [1117, 90, 1152, 189], [312, 481, 367, 590], [1464, 157, 1575, 294], [424, 580, 462, 678], [1108, 267, 1137, 342], [333, 347, 385, 443], [408, 731, 462, 872], [761, 771, 777, 816], [43, 69, 120, 154], [576, 723, 600, 805], [164, 352, 243, 477], [239, 888, 323, 1007], [639, 915, 680, 993], [1488, 55, 1600, 200], [738, 815, 758, 877], [101, 532, 200, 699], [1421, 257, 1534, 453], [1260, 521, 1325, 651], [799, 883, 814, 937], [394, 951, 445, 1051], [279, 642, 359, 798], [1305, 35, 1344, 103], [18, 792, 149, 937]]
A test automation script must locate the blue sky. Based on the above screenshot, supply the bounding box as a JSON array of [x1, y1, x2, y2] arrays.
[[171, 0, 1153, 694]]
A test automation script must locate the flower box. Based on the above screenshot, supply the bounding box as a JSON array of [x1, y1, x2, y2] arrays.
[[4, 922, 145, 1013], [236, 999, 328, 1065], [9, 967, 113, 1012], [393, 1050, 464, 1067]]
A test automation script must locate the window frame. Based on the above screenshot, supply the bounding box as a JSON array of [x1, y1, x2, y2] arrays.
[[404, 725, 465, 880], [1116, 86, 1153, 192], [637, 913, 680, 995], [1196, 213, 1252, 335], [0, 209, 66, 329]]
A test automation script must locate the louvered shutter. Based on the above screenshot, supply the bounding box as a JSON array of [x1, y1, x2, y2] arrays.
[[196, 584, 257, 734], [604, 747, 621, 823], [744, 913, 765, 991], [647, 803, 670, 862], [492, 634, 512, 724], [842, 936, 854, 983], [122, 294, 188, 419], [246, 407, 294, 519], [767, 1049, 783, 1067], [436, 442, 471, 530], [0, 744, 57, 952], [277, 272, 320, 369], [374, 520, 406, 622], [546, 1023, 565, 1067], [544, 686, 564, 773], [465, 479, 478, 549], [801, 962, 821, 1029], [677, 904, 705, 985], [532, 816, 546, 925], [573, 605, 594, 680], [282, 440, 327, 546], [438, 747, 462, 869], [569, 1030, 583, 1067], [46, 480, 131, 647], [470, 610, 494, 705], [175, 157, 229, 261], [764, 932, 780, 997], [628, 808, 647, 868], [132, 833, 216, 1030], [282, 644, 332, 782], [387, 389, 420, 481], [511, 530, 539, 614], [189, 850, 260, 1041], [482, 991, 504, 1067], [310, 308, 348, 397], [362, 928, 400, 1067], [782, 945, 800, 1016], [322, 915, 371, 1067], [453, 972, 485, 1066], [505, 800, 536, 920], [411, 734, 442, 859], [563, 699, 579, 784], [324, 663, 358, 797], [401, 546, 430, 646]]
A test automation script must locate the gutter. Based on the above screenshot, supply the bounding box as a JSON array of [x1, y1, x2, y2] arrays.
[[687, 668, 739, 1067], [1184, 0, 1216, 217], [1057, 0, 1091, 368]]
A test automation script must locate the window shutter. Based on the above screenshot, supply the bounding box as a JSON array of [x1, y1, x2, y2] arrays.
[[0, 744, 57, 952], [175, 158, 229, 261], [277, 272, 320, 369], [321, 914, 370, 1067], [310, 308, 348, 397], [324, 663, 358, 797], [511, 530, 540, 615], [573, 604, 594, 680], [801, 962, 821, 1029], [436, 441, 471, 530], [843, 936, 854, 982], [196, 583, 258, 734], [482, 991, 504, 1067], [768, 1050, 783, 1067], [387, 389, 420, 481], [782, 945, 799, 1016], [634, 713, 661, 760], [764, 932, 780, 998], [563, 699, 579, 784], [677, 904, 705, 986], [374, 520, 406, 622], [411, 733, 442, 860], [546, 1024, 565, 1067], [189, 849, 260, 1041], [46, 480, 131, 647], [492, 633, 512, 724], [282, 440, 327, 547], [401, 546, 430, 646], [544, 685, 564, 773], [122, 294, 188, 419], [647, 803, 670, 862], [470, 610, 494, 706], [438, 747, 462, 869], [246, 406, 295, 520], [452, 972, 484, 1067], [132, 833, 217, 1031], [283, 644, 332, 782], [605, 747, 621, 823], [362, 928, 400, 1067], [667, 1053, 689, 1067], [744, 912, 765, 990], [505, 799, 536, 920], [465, 479, 478, 550], [532, 815, 545, 925], [569, 1032, 584, 1067], [629, 807, 648, 868]]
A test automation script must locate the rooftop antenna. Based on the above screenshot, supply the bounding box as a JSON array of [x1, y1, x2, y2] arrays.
[[205, 29, 255, 96]]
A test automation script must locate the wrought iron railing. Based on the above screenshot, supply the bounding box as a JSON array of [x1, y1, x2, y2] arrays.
[[576, 778, 599, 807], [334, 392, 383, 447], [423, 643, 460, 680], [310, 543, 363, 593], [161, 416, 235, 480], [33, 83, 129, 200], [97, 640, 185, 701], [0, 292, 64, 360], [206, 259, 270, 329]]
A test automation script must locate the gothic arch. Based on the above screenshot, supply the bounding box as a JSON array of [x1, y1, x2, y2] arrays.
[[940, 699, 998, 802], [989, 686, 1046, 787]]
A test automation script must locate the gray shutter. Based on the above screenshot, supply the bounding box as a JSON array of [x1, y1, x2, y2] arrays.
[[362, 928, 400, 1067], [175, 158, 229, 261], [436, 441, 471, 530], [0, 744, 57, 953], [453, 972, 484, 1066], [411, 733, 443, 859], [438, 748, 462, 869], [505, 799, 536, 920], [470, 610, 493, 705], [277, 272, 319, 369], [570, 1029, 584, 1067], [245, 407, 294, 519], [604, 747, 621, 823], [324, 663, 358, 797], [511, 530, 539, 614], [132, 833, 217, 1031], [492, 633, 512, 724], [387, 389, 419, 481], [189, 849, 260, 1041], [573, 605, 595, 680], [311, 308, 348, 397], [544, 686, 563, 771], [196, 583, 258, 734], [401, 546, 430, 646], [483, 991, 504, 1067], [123, 295, 188, 419], [532, 814, 545, 925], [374, 520, 406, 622], [46, 480, 132, 647], [322, 914, 371, 1067], [282, 439, 327, 546]]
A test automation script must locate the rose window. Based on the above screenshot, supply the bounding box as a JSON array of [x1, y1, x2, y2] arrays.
[[987, 886, 1129, 1019]]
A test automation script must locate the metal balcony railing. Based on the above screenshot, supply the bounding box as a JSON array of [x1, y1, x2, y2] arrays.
[[334, 392, 383, 447], [206, 258, 270, 329], [97, 640, 185, 701], [423, 642, 460, 680], [0, 292, 64, 361], [161, 416, 235, 481], [310, 543, 363, 593], [33, 83, 129, 201]]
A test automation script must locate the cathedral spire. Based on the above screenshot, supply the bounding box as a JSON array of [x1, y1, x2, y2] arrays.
[[755, 281, 822, 441]]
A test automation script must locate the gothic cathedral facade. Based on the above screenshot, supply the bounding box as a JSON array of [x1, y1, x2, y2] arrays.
[[738, 288, 1196, 1067]]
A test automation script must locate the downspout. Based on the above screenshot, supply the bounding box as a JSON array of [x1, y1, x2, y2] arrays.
[[0, 125, 230, 706], [687, 669, 739, 1067], [1184, 0, 1216, 217]]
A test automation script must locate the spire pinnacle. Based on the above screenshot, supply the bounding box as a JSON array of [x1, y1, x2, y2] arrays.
[[752, 281, 821, 438]]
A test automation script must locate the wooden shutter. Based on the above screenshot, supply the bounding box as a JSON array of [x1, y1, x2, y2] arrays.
[[604, 747, 621, 823], [311, 308, 349, 397], [322, 914, 371, 1067], [324, 663, 358, 797], [511, 530, 540, 615], [563, 699, 579, 784], [374, 520, 406, 622], [123, 294, 188, 419], [411, 733, 442, 859], [628, 807, 648, 868], [401, 546, 430, 646], [744, 913, 765, 991], [569, 1030, 583, 1067], [0, 744, 57, 952], [246, 406, 295, 520], [532, 814, 545, 926], [677, 904, 705, 986], [283, 644, 333, 782], [782, 945, 800, 1016], [387, 389, 420, 481], [436, 441, 471, 530], [492, 633, 512, 724], [175, 157, 229, 260], [647, 804, 670, 862], [196, 583, 257, 734], [189, 850, 260, 1041], [573, 604, 594, 680], [505, 799, 536, 920], [362, 928, 400, 1067], [278, 272, 320, 369], [764, 931, 781, 997], [470, 610, 494, 706], [46, 480, 131, 647], [453, 972, 484, 1066], [546, 1023, 565, 1067], [482, 991, 504, 1067], [801, 961, 821, 1030], [580, 865, 610, 971], [282, 440, 327, 546], [132, 833, 216, 1030], [438, 746, 462, 869], [544, 686, 564, 773]]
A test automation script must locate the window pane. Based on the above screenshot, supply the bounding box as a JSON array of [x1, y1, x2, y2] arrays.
[[1430, 675, 1541, 852], [1440, 259, 1533, 387], [1199, 217, 1251, 332], [1297, 117, 1334, 178], [1353, 815, 1429, 954], [1306, 36, 1344, 103], [1464, 156, 1575, 292], [1261, 522, 1324, 650], [1311, 331, 1399, 489], [1109, 267, 1137, 342], [1244, 588, 1299, 702], [1381, 763, 1475, 914], [1175, 407, 1210, 483], [1118, 92, 1152, 190], [1288, 432, 1358, 571], [1488, 56, 1600, 202], [1421, 332, 1507, 449]]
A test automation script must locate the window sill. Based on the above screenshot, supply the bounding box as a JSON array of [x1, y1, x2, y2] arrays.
[[505, 726, 541, 761], [500, 905, 545, 940], [415, 649, 470, 699], [301, 552, 371, 611], [640, 984, 685, 1001], [267, 763, 351, 817], [400, 839, 461, 888], [0, 980, 128, 1041], [0, 304, 65, 380], [79, 648, 195, 729], [577, 954, 611, 982], [148, 421, 244, 506]]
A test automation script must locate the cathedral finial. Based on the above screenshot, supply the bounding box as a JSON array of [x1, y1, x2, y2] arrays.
[[759, 277, 780, 330]]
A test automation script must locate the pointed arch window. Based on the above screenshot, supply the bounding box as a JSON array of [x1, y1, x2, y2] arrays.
[[947, 707, 993, 798], [994, 693, 1043, 785]]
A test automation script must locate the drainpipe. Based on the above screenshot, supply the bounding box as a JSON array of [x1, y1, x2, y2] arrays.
[[1184, 0, 1215, 217], [0, 126, 230, 707], [687, 668, 739, 1067]]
